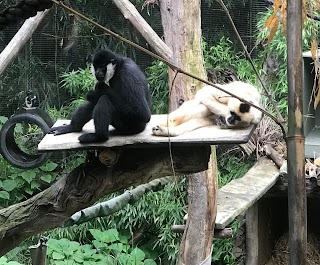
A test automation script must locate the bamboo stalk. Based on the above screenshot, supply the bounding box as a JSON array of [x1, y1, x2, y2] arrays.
[[286, 0, 307, 263]]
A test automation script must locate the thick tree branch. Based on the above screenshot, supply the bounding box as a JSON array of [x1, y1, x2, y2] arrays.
[[112, 0, 172, 60], [0, 146, 210, 256]]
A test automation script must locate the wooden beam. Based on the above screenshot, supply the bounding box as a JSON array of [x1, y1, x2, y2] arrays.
[[39, 115, 255, 151], [0, 10, 49, 76], [0, 145, 210, 256], [112, 0, 172, 60], [215, 158, 279, 229]]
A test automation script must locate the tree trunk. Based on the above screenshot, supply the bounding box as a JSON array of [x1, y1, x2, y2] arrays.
[[160, 0, 206, 110], [159, 1, 218, 264], [0, 146, 210, 256]]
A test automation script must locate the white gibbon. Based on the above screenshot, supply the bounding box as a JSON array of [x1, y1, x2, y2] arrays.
[[152, 81, 263, 137]]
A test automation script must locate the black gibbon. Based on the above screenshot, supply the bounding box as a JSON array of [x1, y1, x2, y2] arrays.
[[152, 81, 262, 137], [50, 49, 152, 143]]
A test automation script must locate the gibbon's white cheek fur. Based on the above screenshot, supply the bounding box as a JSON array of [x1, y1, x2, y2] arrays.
[[90, 64, 95, 79], [105, 63, 116, 83]]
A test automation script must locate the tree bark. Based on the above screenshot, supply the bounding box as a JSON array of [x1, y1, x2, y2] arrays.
[[179, 149, 218, 264], [0, 10, 49, 76], [160, 0, 206, 110], [159, 1, 218, 264], [0, 146, 210, 256]]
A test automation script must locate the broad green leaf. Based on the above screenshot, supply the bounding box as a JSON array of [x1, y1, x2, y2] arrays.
[[7, 262, 24, 265], [0, 257, 8, 263], [118, 253, 130, 265], [130, 247, 145, 261], [2, 179, 17, 191], [89, 229, 104, 242], [47, 239, 63, 252], [104, 228, 120, 243], [144, 259, 157, 265], [40, 174, 52, 183], [0, 116, 8, 124], [107, 243, 123, 254], [0, 191, 10, 200], [40, 162, 58, 172], [21, 172, 36, 183], [52, 251, 65, 260], [25, 188, 33, 195], [30, 180, 40, 190]]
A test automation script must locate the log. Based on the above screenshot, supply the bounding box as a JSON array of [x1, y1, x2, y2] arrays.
[[0, 145, 210, 256], [112, 0, 172, 60], [0, 10, 49, 75]]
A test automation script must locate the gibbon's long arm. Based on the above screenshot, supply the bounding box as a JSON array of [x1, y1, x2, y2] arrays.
[[152, 117, 214, 137]]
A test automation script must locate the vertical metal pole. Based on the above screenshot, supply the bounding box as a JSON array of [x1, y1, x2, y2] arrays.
[[287, 0, 307, 264]]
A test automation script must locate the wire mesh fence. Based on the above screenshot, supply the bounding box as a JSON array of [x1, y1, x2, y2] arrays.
[[0, 0, 269, 118]]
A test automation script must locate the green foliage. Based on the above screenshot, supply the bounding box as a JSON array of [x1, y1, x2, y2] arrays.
[[145, 61, 169, 114], [46, 229, 156, 265], [217, 155, 254, 188], [60, 66, 95, 98], [256, 8, 320, 115], [0, 256, 24, 265], [212, 221, 242, 265], [0, 115, 85, 207], [203, 37, 263, 85], [0, 160, 58, 206], [49, 180, 186, 264]]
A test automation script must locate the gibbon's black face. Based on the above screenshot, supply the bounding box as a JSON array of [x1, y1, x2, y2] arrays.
[[226, 103, 251, 126], [225, 98, 254, 128], [91, 50, 117, 83]]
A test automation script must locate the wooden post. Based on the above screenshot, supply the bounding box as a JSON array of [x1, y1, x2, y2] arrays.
[[158, 1, 218, 263], [286, 0, 307, 263], [179, 154, 218, 264], [0, 10, 49, 76], [245, 203, 259, 265]]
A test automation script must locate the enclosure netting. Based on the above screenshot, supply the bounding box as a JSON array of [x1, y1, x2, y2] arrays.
[[0, 0, 269, 118]]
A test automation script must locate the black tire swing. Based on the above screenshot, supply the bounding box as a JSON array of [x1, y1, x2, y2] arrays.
[[0, 109, 53, 169]]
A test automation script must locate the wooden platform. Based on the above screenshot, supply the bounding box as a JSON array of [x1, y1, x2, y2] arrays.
[[38, 115, 256, 151], [215, 158, 279, 229]]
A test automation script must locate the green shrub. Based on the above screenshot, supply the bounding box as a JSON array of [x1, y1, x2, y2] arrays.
[[46, 229, 157, 265]]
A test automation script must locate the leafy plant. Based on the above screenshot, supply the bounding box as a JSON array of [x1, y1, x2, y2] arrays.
[[46, 229, 157, 265], [256, 7, 320, 116], [60, 66, 95, 98], [0, 257, 24, 265], [0, 160, 58, 206], [145, 60, 169, 114], [212, 220, 242, 265], [203, 36, 263, 85], [217, 153, 254, 188]]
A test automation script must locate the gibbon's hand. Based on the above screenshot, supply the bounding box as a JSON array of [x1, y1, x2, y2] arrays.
[[49, 124, 75, 135]]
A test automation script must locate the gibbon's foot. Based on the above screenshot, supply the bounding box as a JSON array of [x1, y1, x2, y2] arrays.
[[152, 125, 178, 137], [49, 125, 75, 135], [78, 133, 108, 143]]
